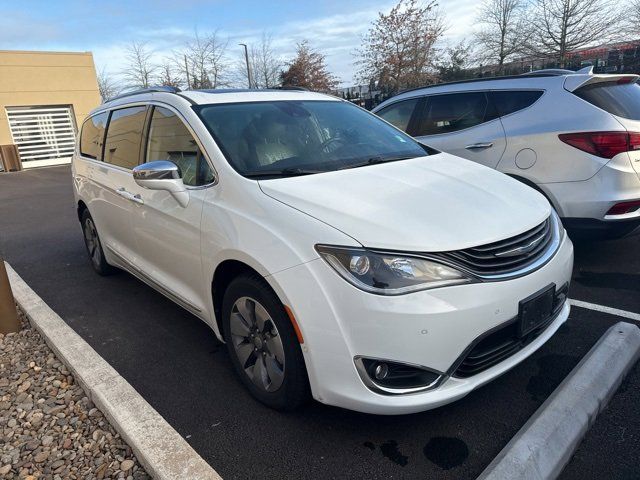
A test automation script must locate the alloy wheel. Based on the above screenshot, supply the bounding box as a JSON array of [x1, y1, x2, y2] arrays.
[[230, 296, 286, 392], [83, 217, 101, 267]]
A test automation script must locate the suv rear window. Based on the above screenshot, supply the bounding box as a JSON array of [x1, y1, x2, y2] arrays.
[[575, 81, 640, 120], [489, 90, 543, 117]]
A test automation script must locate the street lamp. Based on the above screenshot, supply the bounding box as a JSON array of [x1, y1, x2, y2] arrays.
[[239, 43, 253, 89]]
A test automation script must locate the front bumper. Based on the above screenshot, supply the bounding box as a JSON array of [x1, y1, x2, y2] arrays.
[[269, 234, 574, 415]]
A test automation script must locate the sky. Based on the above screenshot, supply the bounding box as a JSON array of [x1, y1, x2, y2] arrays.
[[0, 0, 480, 87]]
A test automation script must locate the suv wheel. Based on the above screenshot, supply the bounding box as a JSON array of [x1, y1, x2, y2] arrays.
[[222, 274, 309, 410], [81, 210, 117, 276]]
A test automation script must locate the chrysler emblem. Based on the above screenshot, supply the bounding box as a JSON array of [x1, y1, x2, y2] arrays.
[[494, 234, 545, 258]]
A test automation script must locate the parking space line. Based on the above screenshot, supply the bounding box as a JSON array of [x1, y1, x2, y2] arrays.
[[570, 298, 640, 322]]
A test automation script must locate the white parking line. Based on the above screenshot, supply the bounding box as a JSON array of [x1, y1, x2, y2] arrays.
[[570, 298, 640, 323]]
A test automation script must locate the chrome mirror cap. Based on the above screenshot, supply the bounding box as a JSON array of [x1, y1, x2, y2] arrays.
[[132, 161, 189, 207], [133, 160, 181, 181]]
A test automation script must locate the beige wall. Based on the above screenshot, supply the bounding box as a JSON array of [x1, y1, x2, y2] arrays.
[[0, 50, 101, 145]]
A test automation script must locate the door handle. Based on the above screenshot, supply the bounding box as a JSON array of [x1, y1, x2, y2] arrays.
[[465, 142, 494, 150], [116, 187, 144, 205]]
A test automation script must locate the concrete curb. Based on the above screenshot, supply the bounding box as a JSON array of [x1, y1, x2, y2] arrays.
[[5, 262, 222, 480], [478, 321, 640, 480]]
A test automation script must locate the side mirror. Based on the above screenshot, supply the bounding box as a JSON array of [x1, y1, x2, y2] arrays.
[[133, 161, 189, 207]]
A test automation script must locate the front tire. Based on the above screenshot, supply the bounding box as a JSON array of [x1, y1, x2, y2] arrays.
[[222, 274, 309, 410], [80, 209, 117, 276]]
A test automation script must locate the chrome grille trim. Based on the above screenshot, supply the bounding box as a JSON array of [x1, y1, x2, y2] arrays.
[[429, 213, 562, 280]]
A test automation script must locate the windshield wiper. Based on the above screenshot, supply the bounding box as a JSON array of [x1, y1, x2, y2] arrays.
[[243, 167, 326, 179], [339, 155, 415, 170]]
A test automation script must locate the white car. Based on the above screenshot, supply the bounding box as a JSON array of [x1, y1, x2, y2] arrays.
[[373, 68, 640, 239], [72, 87, 573, 415]]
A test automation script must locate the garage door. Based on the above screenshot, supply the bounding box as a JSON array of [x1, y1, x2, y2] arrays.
[[6, 105, 77, 168]]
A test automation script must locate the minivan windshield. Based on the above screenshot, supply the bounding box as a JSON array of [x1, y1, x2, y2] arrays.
[[194, 100, 428, 178]]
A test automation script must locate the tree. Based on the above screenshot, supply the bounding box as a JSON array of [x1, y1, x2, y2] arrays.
[[631, 0, 640, 31], [122, 41, 157, 89], [157, 60, 183, 88], [179, 31, 229, 89], [529, 0, 624, 67], [248, 32, 282, 88], [356, 0, 446, 94], [474, 0, 529, 74], [96, 67, 120, 102], [437, 41, 473, 82], [280, 41, 338, 92]]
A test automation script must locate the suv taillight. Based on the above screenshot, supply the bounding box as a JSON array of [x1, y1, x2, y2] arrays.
[[558, 131, 640, 159]]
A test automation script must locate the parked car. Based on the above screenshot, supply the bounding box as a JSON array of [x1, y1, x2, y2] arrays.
[[373, 68, 640, 239], [72, 87, 573, 414]]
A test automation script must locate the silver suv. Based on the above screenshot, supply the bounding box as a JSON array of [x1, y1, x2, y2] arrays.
[[373, 68, 640, 239]]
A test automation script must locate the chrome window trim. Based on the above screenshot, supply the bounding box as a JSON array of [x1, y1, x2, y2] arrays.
[[78, 99, 219, 189], [145, 100, 219, 189]]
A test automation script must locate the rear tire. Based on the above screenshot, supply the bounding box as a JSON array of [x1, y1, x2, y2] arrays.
[[222, 274, 310, 410], [80, 209, 118, 276]]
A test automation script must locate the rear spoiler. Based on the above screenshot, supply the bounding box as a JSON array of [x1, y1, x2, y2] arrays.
[[564, 73, 639, 92]]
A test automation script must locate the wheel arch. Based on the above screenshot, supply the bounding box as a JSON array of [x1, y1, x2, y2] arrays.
[[77, 200, 89, 221], [507, 174, 561, 214], [211, 259, 272, 339]]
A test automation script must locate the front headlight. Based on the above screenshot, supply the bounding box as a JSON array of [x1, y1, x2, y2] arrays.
[[316, 245, 474, 295]]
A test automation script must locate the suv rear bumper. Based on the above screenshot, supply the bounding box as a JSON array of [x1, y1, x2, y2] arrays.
[[540, 155, 640, 237], [562, 217, 640, 239]]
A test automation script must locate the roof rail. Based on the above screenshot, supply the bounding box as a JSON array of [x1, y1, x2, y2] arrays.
[[275, 86, 309, 91], [107, 86, 181, 103], [520, 68, 576, 76]]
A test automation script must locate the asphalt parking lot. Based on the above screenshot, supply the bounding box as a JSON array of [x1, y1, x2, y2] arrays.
[[1, 165, 638, 479]]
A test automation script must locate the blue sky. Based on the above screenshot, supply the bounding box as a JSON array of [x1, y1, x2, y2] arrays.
[[0, 0, 479, 86]]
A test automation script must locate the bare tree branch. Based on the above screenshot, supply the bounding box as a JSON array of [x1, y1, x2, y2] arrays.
[[176, 30, 230, 89], [474, 0, 530, 73], [122, 41, 157, 89], [528, 0, 624, 67], [249, 32, 283, 88], [96, 67, 121, 102], [157, 60, 183, 88]]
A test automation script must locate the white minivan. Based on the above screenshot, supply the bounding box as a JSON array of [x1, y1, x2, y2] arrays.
[[73, 87, 573, 414]]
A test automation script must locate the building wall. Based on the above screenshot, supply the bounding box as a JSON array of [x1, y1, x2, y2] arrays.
[[0, 50, 101, 146]]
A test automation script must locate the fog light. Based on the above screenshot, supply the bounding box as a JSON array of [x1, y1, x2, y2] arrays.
[[374, 363, 389, 380], [356, 357, 441, 394]]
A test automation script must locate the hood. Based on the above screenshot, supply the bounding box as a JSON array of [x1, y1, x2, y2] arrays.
[[259, 154, 550, 252]]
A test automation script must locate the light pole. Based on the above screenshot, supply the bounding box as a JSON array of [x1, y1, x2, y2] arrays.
[[239, 43, 253, 89]]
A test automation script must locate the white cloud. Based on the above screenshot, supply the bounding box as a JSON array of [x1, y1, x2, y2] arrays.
[[91, 0, 483, 88]]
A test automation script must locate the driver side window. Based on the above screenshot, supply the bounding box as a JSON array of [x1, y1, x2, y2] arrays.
[[146, 106, 214, 186]]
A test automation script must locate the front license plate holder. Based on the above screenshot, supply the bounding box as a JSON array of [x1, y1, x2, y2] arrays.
[[518, 285, 555, 338]]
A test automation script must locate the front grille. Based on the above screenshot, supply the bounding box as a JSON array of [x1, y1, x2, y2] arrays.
[[453, 284, 568, 378], [436, 217, 554, 277]]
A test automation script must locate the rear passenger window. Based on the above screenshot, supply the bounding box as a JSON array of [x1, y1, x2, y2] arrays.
[[490, 91, 544, 117], [574, 81, 640, 120], [103, 106, 147, 169], [416, 92, 488, 136], [376, 98, 420, 132], [80, 112, 108, 160], [146, 106, 214, 186]]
